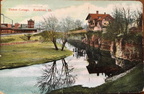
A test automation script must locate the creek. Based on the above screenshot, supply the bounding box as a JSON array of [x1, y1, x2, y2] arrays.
[[0, 43, 108, 94]]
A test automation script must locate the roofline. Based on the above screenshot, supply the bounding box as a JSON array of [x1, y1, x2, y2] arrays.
[[86, 13, 114, 20]]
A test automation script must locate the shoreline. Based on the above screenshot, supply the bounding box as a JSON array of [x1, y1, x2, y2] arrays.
[[0, 53, 72, 70], [48, 63, 143, 94], [0, 38, 73, 70], [105, 65, 136, 82]]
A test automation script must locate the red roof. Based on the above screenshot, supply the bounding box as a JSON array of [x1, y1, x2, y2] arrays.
[[86, 14, 113, 20]]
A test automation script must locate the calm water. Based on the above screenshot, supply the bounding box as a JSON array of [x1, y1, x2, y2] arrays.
[[0, 44, 106, 94]]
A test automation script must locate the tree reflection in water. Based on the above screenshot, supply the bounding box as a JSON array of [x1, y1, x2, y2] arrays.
[[36, 58, 76, 94], [61, 58, 75, 87]]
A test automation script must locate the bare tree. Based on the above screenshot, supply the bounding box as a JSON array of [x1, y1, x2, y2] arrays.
[[40, 16, 82, 51], [74, 20, 83, 30], [107, 7, 134, 35], [41, 16, 59, 50], [60, 17, 75, 51], [37, 61, 60, 94], [36, 59, 76, 94], [133, 9, 142, 28], [60, 58, 76, 87]]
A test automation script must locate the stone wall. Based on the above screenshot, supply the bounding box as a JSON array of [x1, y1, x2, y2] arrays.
[[82, 35, 143, 62], [110, 38, 143, 62]]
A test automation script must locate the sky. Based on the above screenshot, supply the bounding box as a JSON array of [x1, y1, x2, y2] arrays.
[[1, 0, 143, 26]]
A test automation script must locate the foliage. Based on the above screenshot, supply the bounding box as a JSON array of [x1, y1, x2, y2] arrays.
[[101, 31, 116, 41], [39, 31, 59, 42], [121, 33, 142, 44]]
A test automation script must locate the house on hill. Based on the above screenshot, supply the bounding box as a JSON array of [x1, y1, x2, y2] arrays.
[[86, 11, 113, 32]]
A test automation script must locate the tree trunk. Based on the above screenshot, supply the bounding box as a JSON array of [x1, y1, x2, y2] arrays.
[[27, 36, 31, 40], [61, 39, 67, 51], [52, 38, 59, 50]]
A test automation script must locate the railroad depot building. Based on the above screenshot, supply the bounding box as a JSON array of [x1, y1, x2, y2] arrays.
[[1, 19, 37, 34]]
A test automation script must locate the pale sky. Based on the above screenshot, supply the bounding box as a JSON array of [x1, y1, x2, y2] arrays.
[[1, 0, 143, 26]]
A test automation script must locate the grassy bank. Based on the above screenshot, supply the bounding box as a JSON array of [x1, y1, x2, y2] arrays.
[[1, 34, 40, 43], [0, 34, 72, 69], [49, 63, 144, 94]]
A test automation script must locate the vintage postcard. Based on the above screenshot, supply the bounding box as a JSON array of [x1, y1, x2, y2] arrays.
[[0, 0, 144, 94]]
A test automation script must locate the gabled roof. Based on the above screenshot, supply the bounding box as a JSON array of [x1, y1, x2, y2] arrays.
[[86, 14, 113, 20]]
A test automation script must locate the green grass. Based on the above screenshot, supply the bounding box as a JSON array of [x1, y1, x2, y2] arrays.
[[91, 63, 144, 93], [1, 34, 41, 43], [49, 63, 144, 94], [0, 35, 72, 69]]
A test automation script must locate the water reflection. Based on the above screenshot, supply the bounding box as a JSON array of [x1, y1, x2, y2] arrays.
[[85, 48, 123, 77], [69, 39, 139, 78], [36, 58, 76, 94], [86, 58, 122, 77], [73, 47, 123, 77], [73, 48, 86, 58]]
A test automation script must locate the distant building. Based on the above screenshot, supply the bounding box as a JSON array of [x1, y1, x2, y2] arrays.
[[21, 24, 28, 28], [1, 19, 37, 34], [28, 19, 34, 28], [86, 11, 113, 32], [14, 23, 21, 29], [1, 24, 14, 33]]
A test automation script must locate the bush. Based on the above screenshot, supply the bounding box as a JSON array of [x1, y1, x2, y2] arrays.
[[122, 33, 142, 44], [101, 32, 116, 41]]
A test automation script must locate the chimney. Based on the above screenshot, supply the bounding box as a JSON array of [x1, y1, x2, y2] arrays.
[[96, 11, 99, 14]]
